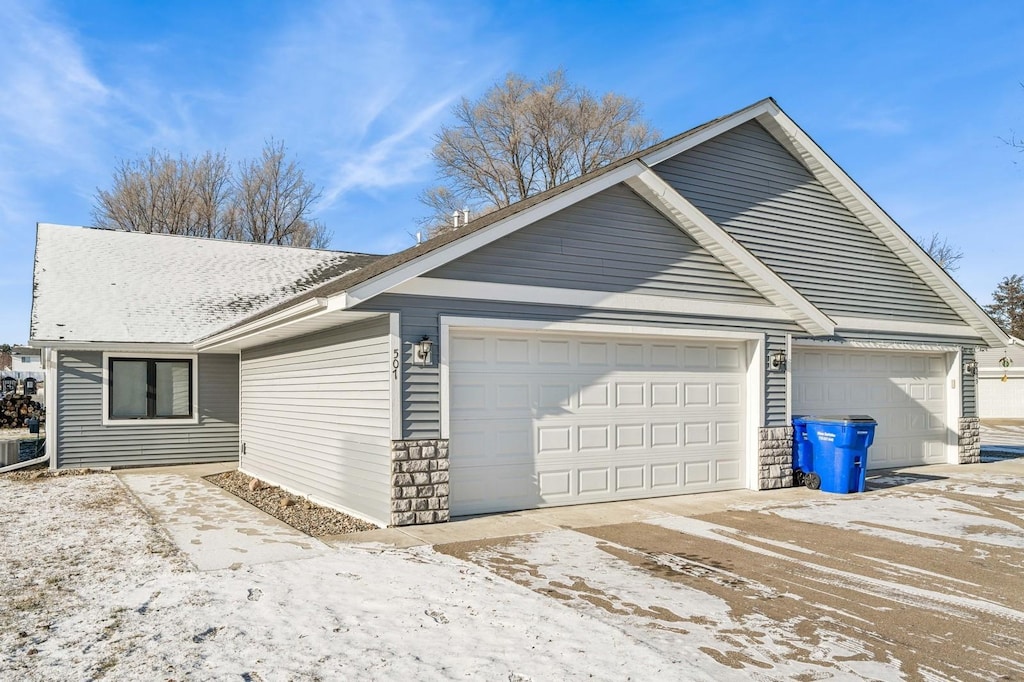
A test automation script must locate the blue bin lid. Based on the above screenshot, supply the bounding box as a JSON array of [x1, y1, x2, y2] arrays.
[[802, 415, 876, 425]]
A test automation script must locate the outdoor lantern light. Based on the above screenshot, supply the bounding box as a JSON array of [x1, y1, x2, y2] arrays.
[[963, 359, 978, 376], [769, 350, 787, 372], [413, 336, 433, 366]]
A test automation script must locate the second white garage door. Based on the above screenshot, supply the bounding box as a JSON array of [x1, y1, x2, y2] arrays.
[[448, 329, 748, 516], [793, 348, 950, 469]]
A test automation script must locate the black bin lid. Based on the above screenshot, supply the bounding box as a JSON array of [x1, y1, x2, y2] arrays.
[[802, 415, 876, 424]]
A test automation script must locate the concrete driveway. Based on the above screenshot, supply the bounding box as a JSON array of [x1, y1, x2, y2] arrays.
[[390, 458, 1024, 679]]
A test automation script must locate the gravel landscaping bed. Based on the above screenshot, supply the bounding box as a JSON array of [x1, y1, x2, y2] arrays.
[[0, 463, 104, 481], [205, 469, 378, 537]]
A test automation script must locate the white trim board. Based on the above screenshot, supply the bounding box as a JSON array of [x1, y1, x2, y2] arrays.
[[754, 108, 1007, 348], [792, 338, 961, 353], [391, 277, 792, 322], [388, 313, 403, 440], [831, 317, 980, 338]]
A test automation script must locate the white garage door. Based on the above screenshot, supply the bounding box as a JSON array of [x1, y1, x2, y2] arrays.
[[448, 329, 748, 516], [793, 348, 950, 469], [978, 376, 1024, 419]]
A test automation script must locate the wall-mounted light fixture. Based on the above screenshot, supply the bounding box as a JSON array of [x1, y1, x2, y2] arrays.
[[769, 350, 787, 372], [412, 336, 433, 366], [963, 359, 978, 376]]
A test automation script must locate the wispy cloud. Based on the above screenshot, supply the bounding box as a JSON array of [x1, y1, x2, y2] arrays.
[[838, 105, 910, 135], [232, 0, 510, 212], [0, 2, 110, 157]]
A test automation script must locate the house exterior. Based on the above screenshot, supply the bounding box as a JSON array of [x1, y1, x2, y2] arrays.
[[30, 99, 1007, 527], [977, 341, 1024, 419]]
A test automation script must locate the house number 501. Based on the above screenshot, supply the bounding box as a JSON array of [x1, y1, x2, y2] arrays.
[[392, 349, 400, 380]]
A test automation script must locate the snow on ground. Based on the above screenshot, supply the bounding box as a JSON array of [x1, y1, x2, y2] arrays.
[[0, 474, 721, 680], [458, 528, 897, 680], [763, 492, 1024, 550]]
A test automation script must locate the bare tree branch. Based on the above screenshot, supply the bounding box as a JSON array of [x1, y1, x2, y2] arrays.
[[421, 69, 659, 236], [92, 142, 331, 248], [917, 232, 964, 272]]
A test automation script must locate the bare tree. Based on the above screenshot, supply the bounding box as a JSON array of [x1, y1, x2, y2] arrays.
[[234, 140, 329, 247], [421, 69, 658, 234], [0, 344, 11, 372], [917, 232, 964, 272], [93, 141, 330, 248], [987, 274, 1024, 338]]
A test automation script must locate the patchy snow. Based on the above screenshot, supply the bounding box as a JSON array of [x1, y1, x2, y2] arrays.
[[0, 474, 723, 680], [746, 492, 1024, 550], [459, 528, 898, 680], [648, 515, 1024, 626]]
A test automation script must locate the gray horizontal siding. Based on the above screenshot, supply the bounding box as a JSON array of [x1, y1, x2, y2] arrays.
[[962, 346, 977, 418], [361, 295, 802, 438], [655, 120, 966, 325], [765, 334, 787, 427], [56, 352, 238, 468], [427, 184, 770, 305], [239, 315, 391, 525]]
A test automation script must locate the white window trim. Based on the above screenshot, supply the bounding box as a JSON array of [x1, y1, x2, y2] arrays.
[[438, 315, 765, 491], [101, 352, 200, 427]]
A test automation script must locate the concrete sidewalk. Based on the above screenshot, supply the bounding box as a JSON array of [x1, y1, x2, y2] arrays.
[[117, 463, 330, 571]]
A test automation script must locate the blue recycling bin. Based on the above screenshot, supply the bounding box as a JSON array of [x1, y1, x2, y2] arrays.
[[794, 415, 877, 493], [791, 416, 813, 485]]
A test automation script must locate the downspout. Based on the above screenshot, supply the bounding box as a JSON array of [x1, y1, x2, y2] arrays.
[[0, 451, 48, 474]]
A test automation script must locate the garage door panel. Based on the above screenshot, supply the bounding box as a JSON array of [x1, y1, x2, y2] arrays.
[[794, 349, 949, 470], [450, 330, 748, 515]]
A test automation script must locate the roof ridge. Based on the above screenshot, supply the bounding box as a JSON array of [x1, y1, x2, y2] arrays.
[[35, 223, 383, 258]]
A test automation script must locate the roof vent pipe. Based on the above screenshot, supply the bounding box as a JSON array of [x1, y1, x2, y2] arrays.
[[451, 211, 461, 228]]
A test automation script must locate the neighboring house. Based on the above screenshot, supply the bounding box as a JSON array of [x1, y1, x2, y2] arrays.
[[30, 98, 1007, 527], [977, 340, 1024, 420], [10, 345, 43, 377]]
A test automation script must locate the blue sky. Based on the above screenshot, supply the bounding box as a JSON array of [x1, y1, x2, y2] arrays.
[[1, 0, 1022, 344]]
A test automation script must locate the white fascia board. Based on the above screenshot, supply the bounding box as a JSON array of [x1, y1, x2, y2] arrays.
[[439, 315, 765, 342], [31, 341, 198, 353], [339, 161, 649, 309], [195, 297, 328, 350], [625, 170, 834, 337], [756, 109, 1009, 348], [391, 277, 791, 323], [831, 316, 981, 339], [792, 337, 961, 353], [641, 99, 778, 167]]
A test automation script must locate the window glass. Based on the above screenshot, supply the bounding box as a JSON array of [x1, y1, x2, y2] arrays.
[[109, 357, 193, 420], [156, 361, 191, 417], [110, 360, 148, 418]]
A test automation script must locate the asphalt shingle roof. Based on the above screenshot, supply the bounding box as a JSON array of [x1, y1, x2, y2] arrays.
[[31, 224, 382, 344]]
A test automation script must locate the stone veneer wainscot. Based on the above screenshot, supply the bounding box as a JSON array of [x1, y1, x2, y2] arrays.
[[758, 426, 794, 489], [391, 439, 450, 526]]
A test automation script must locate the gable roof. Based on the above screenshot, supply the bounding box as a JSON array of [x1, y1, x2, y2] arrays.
[[200, 99, 845, 347], [30, 223, 382, 345], [36, 98, 1008, 351]]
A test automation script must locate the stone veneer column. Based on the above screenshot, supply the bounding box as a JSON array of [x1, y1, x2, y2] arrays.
[[758, 426, 794, 490], [958, 417, 981, 464], [391, 439, 450, 526]]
